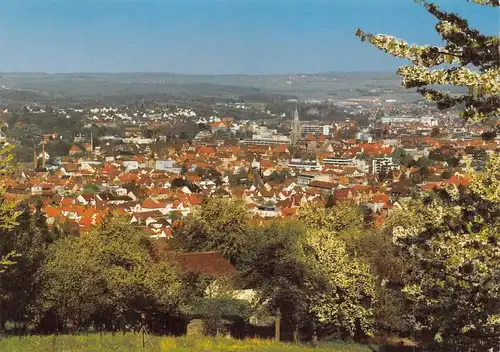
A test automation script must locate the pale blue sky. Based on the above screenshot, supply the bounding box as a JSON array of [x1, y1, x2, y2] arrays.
[[0, 0, 497, 74]]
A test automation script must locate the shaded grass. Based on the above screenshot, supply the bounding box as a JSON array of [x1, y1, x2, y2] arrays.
[[0, 334, 374, 352]]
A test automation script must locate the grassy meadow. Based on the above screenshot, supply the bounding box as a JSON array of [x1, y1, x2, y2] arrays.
[[0, 334, 376, 352]]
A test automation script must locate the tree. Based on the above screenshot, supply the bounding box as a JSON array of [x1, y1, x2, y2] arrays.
[[0, 143, 19, 231], [183, 296, 252, 336], [305, 229, 377, 340], [296, 202, 366, 252], [141, 260, 185, 331], [415, 156, 433, 168], [481, 129, 497, 140], [401, 155, 415, 168], [242, 220, 317, 342], [418, 165, 430, 178], [0, 143, 21, 272], [82, 183, 100, 195], [171, 177, 189, 189], [446, 156, 461, 167], [244, 218, 377, 342], [358, 151, 371, 161], [0, 203, 55, 333], [41, 214, 185, 332], [385, 154, 500, 351], [40, 234, 105, 331], [172, 197, 253, 267], [440, 170, 453, 179], [378, 168, 389, 183], [391, 147, 407, 164], [355, 227, 412, 338], [428, 149, 446, 162], [430, 127, 440, 138], [46, 140, 71, 158], [182, 278, 253, 336], [356, 0, 499, 123], [296, 204, 378, 339]]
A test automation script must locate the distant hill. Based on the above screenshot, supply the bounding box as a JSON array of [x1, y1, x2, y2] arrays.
[[299, 71, 398, 77], [0, 72, 421, 106]]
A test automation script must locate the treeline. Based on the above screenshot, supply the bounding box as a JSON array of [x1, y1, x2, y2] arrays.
[[0, 205, 193, 335]]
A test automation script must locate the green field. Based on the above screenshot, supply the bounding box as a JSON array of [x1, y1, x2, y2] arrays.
[[0, 334, 374, 352]]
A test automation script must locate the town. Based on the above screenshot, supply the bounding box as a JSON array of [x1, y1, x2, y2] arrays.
[[0, 97, 496, 238]]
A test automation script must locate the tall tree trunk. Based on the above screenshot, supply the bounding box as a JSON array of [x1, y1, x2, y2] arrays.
[[0, 302, 5, 333], [310, 320, 317, 347], [293, 325, 299, 344]]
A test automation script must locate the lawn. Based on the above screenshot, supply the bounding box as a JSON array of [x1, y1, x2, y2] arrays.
[[0, 334, 375, 352]]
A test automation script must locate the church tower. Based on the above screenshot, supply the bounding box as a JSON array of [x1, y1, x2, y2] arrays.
[[290, 100, 301, 145], [33, 144, 38, 169], [41, 139, 46, 169]]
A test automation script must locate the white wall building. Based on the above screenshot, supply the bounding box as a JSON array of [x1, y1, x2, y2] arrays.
[[421, 116, 439, 126], [371, 157, 399, 175]]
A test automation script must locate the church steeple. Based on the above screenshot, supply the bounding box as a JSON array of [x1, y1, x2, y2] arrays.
[[290, 97, 301, 145], [33, 143, 38, 169]]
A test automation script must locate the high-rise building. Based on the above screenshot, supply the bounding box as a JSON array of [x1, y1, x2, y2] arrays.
[[290, 105, 301, 145], [301, 124, 332, 136]]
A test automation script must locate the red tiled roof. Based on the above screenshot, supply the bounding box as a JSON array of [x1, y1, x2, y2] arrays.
[[142, 199, 161, 209], [43, 206, 61, 218], [444, 175, 470, 186], [198, 146, 216, 155], [69, 145, 81, 153], [334, 188, 356, 200], [169, 252, 236, 278], [118, 174, 139, 182], [60, 198, 74, 206], [79, 217, 93, 226], [187, 194, 201, 205], [271, 144, 288, 154], [309, 180, 336, 190], [260, 160, 274, 168], [281, 207, 297, 216], [371, 194, 390, 203], [187, 175, 201, 183], [422, 183, 441, 191]]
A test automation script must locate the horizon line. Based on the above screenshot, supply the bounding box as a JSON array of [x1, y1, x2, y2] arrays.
[[0, 70, 399, 76]]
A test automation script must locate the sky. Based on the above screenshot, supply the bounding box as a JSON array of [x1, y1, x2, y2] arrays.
[[0, 0, 497, 74]]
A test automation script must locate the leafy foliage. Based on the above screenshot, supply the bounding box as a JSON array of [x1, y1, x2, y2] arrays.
[[244, 219, 377, 341], [0, 143, 21, 272], [41, 213, 185, 331], [0, 203, 55, 332], [296, 202, 366, 252], [386, 154, 500, 351], [0, 143, 20, 232], [356, 0, 500, 122], [305, 229, 377, 339], [82, 183, 100, 195], [243, 220, 314, 338], [172, 197, 253, 267], [183, 296, 252, 336]]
